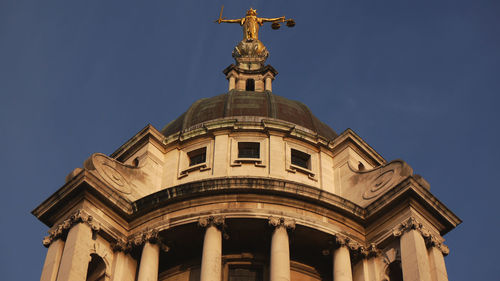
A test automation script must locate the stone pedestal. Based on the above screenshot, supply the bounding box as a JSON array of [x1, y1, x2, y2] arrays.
[[137, 242, 160, 281], [333, 245, 353, 281], [40, 239, 65, 281]]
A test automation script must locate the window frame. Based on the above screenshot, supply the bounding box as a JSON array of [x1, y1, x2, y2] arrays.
[[230, 137, 267, 167], [178, 141, 213, 178]]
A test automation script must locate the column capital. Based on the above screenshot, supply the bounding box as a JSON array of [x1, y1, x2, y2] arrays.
[[268, 216, 295, 230], [393, 217, 423, 237], [425, 235, 450, 256], [130, 229, 170, 252], [198, 215, 226, 228], [42, 209, 100, 247], [360, 243, 382, 258]]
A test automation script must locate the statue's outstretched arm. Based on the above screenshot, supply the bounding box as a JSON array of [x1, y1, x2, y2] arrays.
[[217, 18, 243, 24], [259, 16, 285, 23]]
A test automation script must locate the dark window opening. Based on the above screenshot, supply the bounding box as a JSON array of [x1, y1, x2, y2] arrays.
[[238, 142, 260, 158], [358, 162, 365, 171], [291, 149, 311, 170], [229, 266, 263, 281], [86, 254, 106, 281], [188, 147, 207, 166], [386, 261, 403, 281], [246, 79, 255, 91]]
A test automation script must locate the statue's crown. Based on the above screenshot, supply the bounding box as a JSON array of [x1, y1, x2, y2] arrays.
[[246, 8, 257, 16]]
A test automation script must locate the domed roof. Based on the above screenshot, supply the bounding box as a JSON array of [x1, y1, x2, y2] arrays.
[[161, 91, 337, 139]]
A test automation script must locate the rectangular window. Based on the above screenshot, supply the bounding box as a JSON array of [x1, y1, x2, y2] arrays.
[[188, 147, 206, 166], [238, 142, 260, 159], [291, 148, 311, 170]]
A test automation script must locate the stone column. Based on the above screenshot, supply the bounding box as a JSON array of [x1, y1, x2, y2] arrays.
[[394, 217, 432, 281], [40, 238, 65, 281], [136, 230, 164, 281], [265, 77, 272, 91], [229, 77, 236, 91], [332, 236, 353, 281], [56, 210, 98, 281], [199, 216, 225, 281], [268, 217, 295, 281], [110, 240, 137, 281], [427, 237, 449, 281], [137, 242, 160, 281]]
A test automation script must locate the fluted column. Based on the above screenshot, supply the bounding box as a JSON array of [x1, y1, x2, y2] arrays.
[[427, 237, 449, 281], [393, 217, 432, 281], [199, 216, 225, 281], [40, 238, 65, 281], [332, 236, 353, 281], [268, 217, 295, 281]]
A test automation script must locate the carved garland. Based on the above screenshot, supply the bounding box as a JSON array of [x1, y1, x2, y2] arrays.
[[392, 217, 449, 256], [43, 209, 100, 247]]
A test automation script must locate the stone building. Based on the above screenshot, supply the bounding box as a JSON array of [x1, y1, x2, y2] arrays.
[[33, 14, 460, 281]]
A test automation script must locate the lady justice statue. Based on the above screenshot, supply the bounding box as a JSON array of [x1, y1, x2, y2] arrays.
[[215, 7, 295, 62]]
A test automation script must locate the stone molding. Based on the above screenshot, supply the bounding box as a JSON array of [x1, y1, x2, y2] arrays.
[[392, 217, 449, 255], [42, 209, 100, 247], [268, 216, 296, 230]]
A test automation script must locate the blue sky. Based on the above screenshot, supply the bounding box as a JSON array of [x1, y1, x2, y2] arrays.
[[1, 0, 499, 280]]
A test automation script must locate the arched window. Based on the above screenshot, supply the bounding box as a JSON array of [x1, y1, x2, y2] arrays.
[[86, 254, 106, 281], [386, 261, 403, 281], [246, 79, 255, 91]]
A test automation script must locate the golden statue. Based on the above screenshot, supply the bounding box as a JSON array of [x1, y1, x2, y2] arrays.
[[215, 7, 295, 42]]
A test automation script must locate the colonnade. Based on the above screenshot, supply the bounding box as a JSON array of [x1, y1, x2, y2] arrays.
[[39, 212, 449, 281]]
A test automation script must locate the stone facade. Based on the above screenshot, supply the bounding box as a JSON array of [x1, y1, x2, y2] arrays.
[[33, 21, 460, 281]]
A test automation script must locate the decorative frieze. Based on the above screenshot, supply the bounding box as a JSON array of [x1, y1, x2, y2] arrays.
[[268, 216, 296, 230], [42, 209, 100, 247]]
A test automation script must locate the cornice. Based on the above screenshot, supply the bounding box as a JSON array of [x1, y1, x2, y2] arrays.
[[365, 177, 462, 235], [132, 176, 366, 222], [32, 170, 133, 227], [330, 129, 386, 167], [110, 124, 167, 162]]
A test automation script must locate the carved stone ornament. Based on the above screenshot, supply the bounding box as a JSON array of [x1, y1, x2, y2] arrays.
[[392, 217, 424, 237], [425, 235, 450, 256], [268, 216, 296, 230], [42, 209, 100, 247], [360, 243, 382, 258], [392, 217, 449, 256], [323, 234, 378, 260], [198, 215, 226, 228], [128, 229, 170, 252]]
